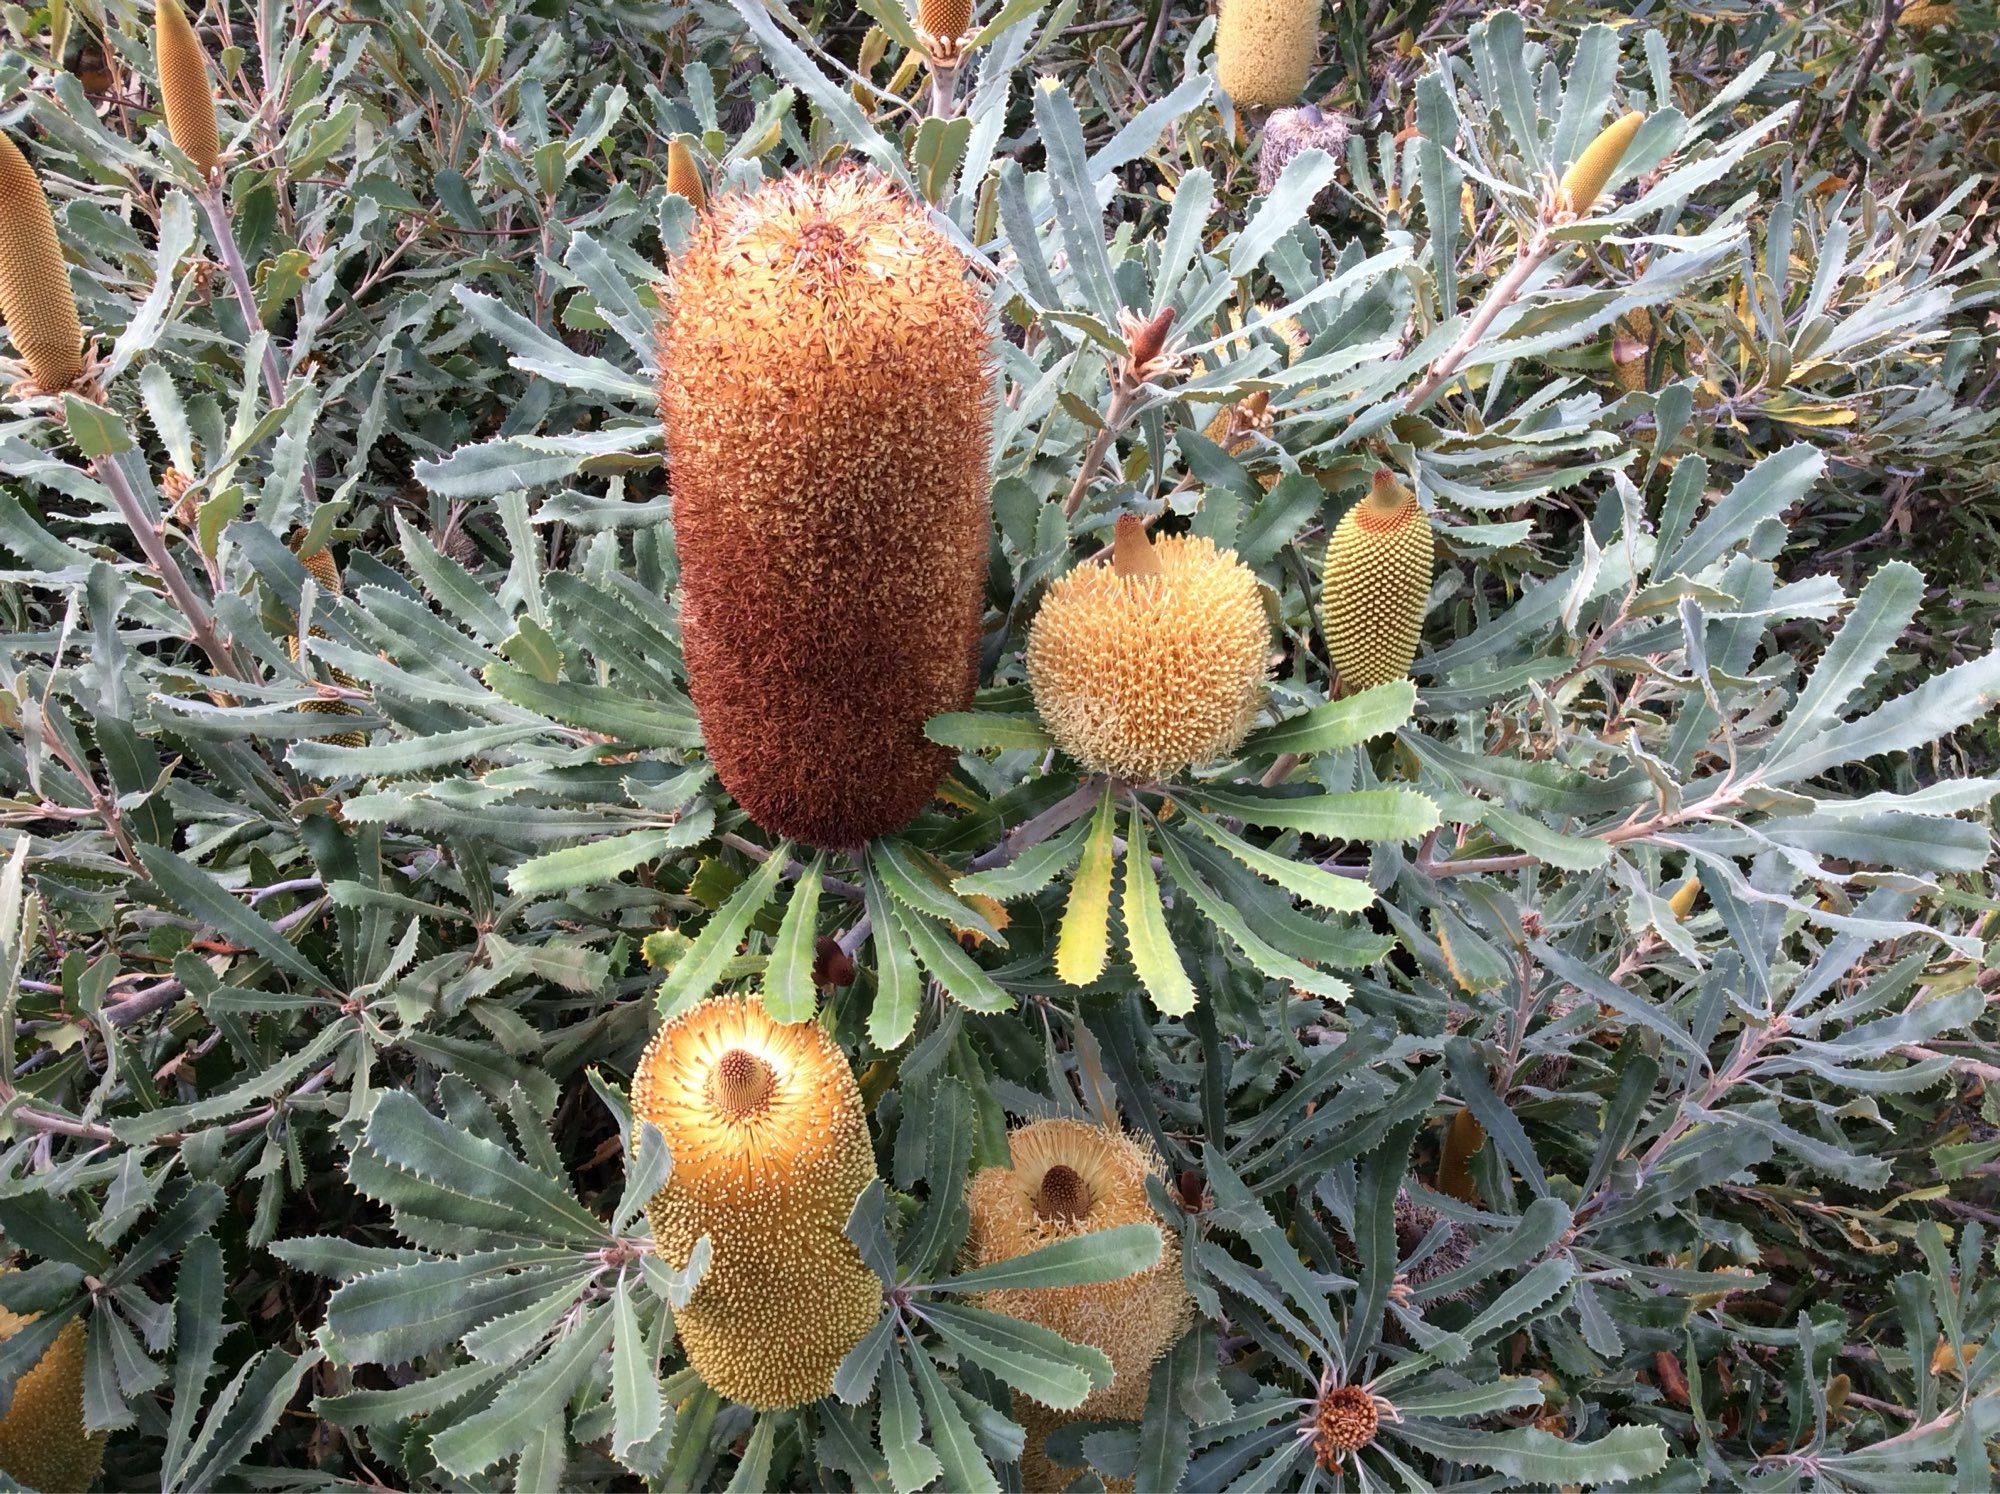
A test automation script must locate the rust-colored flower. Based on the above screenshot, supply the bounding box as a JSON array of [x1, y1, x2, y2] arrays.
[[657, 170, 993, 848]]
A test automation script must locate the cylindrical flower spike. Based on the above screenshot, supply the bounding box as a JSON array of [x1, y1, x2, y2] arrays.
[[155, 0, 221, 178], [0, 134, 85, 393], [657, 171, 993, 849], [1215, 0, 1322, 113], [1556, 109, 1644, 217], [1321, 468, 1434, 692], [665, 137, 707, 212], [632, 997, 883, 1410], [964, 1120, 1192, 1420], [1027, 517, 1272, 783], [917, 0, 973, 39], [0, 1296, 106, 1494]]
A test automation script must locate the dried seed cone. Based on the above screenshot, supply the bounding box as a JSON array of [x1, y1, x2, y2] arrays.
[[155, 0, 221, 177], [1215, 0, 1322, 113], [1312, 1385, 1380, 1467], [0, 135, 84, 393], [658, 171, 993, 849], [964, 1120, 1192, 1421], [1321, 470, 1433, 691], [1557, 109, 1644, 216], [918, 0, 973, 39], [0, 1313, 105, 1494], [1027, 519, 1270, 784], [633, 997, 882, 1410], [665, 139, 707, 212]]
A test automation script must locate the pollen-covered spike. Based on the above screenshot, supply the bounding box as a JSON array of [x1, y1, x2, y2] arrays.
[[633, 997, 883, 1410], [666, 137, 707, 212], [964, 1120, 1192, 1421], [0, 1310, 106, 1494], [657, 170, 993, 849], [1214, 0, 1322, 113], [918, 0, 972, 38], [1321, 468, 1433, 692], [1027, 532, 1270, 784], [1557, 109, 1644, 217], [155, 0, 221, 177], [0, 134, 85, 393], [293, 536, 342, 596]]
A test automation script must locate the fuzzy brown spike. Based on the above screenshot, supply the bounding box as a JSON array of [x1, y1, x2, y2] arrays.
[[666, 138, 707, 212], [155, 0, 221, 177], [0, 134, 85, 393], [657, 171, 993, 848], [1556, 109, 1644, 217]]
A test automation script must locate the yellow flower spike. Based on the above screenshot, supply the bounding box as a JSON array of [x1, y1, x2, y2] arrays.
[[1668, 874, 1701, 921], [0, 134, 86, 393], [0, 1310, 106, 1494], [1321, 469, 1434, 692], [964, 1120, 1192, 1419], [1027, 515, 1272, 784], [155, 0, 222, 178], [665, 137, 707, 212], [632, 996, 883, 1410], [917, 0, 972, 39], [1215, 0, 1322, 113], [1556, 109, 1645, 218]]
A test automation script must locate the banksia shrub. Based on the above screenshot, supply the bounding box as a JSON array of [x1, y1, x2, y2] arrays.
[[0, 134, 84, 393], [154, 0, 221, 177], [1321, 469, 1433, 692], [665, 138, 707, 211], [1215, 0, 1321, 113], [1555, 109, 1644, 217], [963, 1119, 1192, 1420], [631, 996, 882, 1409], [1027, 516, 1270, 783], [657, 170, 992, 848], [0, 1311, 105, 1494]]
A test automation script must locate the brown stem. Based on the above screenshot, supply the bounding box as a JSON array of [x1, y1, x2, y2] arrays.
[[90, 457, 247, 681], [966, 780, 1104, 872], [1063, 380, 1139, 518], [1404, 233, 1552, 411]]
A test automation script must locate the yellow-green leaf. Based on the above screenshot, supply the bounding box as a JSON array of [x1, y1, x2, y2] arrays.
[[1054, 787, 1116, 986]]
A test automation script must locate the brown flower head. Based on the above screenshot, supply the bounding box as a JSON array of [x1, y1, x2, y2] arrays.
[[657, 169, 993, 848]]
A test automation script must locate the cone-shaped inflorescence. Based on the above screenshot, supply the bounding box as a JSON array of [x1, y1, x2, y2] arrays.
[[665, 138, 707, 211], [632, 997, 883, 1410], [1556, 109, 1644, 217], [1215, 0, 1322, 113], [0, 1308, 106, 1494], [1322, 469, 1433, 692], [0, 134, 84, 393], [155, 0, 221, 177], [1256, 103, 1350, 195], [657, 170, 993, 848], [963, 1119, 1192, 1421], [918, 0, 973, 38], [1027, 516, 1270, 783]]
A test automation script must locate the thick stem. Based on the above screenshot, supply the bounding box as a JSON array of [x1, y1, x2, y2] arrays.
[[91, 457, 247, 681], [1063, 380, 1138, 518], [966, 780, 1104, 872]]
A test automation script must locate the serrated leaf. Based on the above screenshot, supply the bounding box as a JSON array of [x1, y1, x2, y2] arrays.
[[656, 848, 792, 1018], [1055, 788, 1117, 986], [1121, 811, 1198, 1016], [925, 1223, 1161, 1294], [762, 857, 824, 1024]]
